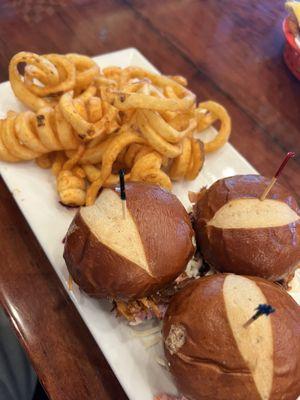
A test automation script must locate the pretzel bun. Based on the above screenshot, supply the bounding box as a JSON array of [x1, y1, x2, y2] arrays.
[[163, 274, 300, 400], [193, 175, 300, 282], [64, 182, 194, 300]]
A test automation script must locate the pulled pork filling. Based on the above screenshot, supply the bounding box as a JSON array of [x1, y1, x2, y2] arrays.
[[113, 252, 205, 324]]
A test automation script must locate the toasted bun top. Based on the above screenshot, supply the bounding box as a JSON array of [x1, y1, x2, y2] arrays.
[[194, 174, 300, 227], [112, 182, 194, 279], [163, 274, 300, 400], [208, 198, 299, 228]]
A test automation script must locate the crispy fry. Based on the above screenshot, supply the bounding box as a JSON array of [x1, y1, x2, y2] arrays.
[[0, 120, 20, 162], [2, 112, 39, 160], [73, 135, 116, 164], [53, 105, 79, 150], [66, 53, 99, 92], [63, 144, 85, 171], [60, 91, 119, 141], [130, 152, 162, 180], [35, 153, 53, 169], [137, 111, 182, 158], [86, 176, 103, 206], [72, 166, 86, 179], [169, 137, 192, 180], [57, 170, 86, 206], [195, 108, 218, 131], [51, 152, 66, 176], [59, 91, 94, 140], [9, 52, 59, 111], [87, 96, 102, 122], [82, 164, 101, 182], [197, 101, 231, 152], [143, 109, 197, 144], [132, 167, 172, 191], [2, 53, 231, 207], [28, 54, 76, 97], [113, 91, 194, 112], [101, 132, 145, 181], [75, 85, 97, 102], [124, 143, 144, 168], [185, 138, 205, 180]]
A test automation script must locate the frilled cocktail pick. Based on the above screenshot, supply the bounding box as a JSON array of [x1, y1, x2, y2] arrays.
[[243, 304, 276, 328], [119, 169, 126, 219], [260, 152, 295, 201]]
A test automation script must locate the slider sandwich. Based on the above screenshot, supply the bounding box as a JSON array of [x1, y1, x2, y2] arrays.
[[163, 274, 300, 400], [192, 175, 300, 283], [64, 182, 195, 322]]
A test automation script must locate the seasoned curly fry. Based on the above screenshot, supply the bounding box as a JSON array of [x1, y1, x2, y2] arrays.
[[101, 132, 145, 181], [185, 139, 205, 180], [9, 52, 76, 111], [51, 152, 66, 176], [130, 152, 162, 180], [35, 153, 53, 169], [66, 54, 99, 93], [82, 164, 101, 182], [72, 166, 86, 179], [63, 144, 85, 171], [2, 52, 231, 206], [169, 137, 205, 181], [59, 91, 119, 141], [142, 109, 197, 144], [197, 101, 231, 153], [0, 106, 80, 162], [137, 111, 182, 158], [169, 137, 192, 180], [124, 143, 144, 168], [57, 170, 86, 206]]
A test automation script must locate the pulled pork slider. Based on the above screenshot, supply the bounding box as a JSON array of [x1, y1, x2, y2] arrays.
[[163, 274, 300, 400], [64, 182, 195, 301], [192, 175, 300, 282]]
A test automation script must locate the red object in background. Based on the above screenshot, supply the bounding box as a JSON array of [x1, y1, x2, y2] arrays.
[[283, 17, 300, 80]]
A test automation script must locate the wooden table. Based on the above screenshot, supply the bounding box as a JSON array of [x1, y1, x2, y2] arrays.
[[0, 1, 299, 399]]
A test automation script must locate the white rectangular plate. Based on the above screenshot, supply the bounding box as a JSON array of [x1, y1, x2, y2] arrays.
[[0, 48, 299, 400]]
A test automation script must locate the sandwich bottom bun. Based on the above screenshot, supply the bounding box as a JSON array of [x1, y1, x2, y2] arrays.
[[64, 182, 195, 300], [163, 274, 300, 400], [193, 175, 300, 282]]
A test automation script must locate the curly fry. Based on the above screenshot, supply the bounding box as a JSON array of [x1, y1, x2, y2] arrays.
[[82, 164, 101, 182], [137, 111, 182, 158], [169, 137, 192, 180], [63, 144, 85, 171], [101, 132, 145, 181], [9, 52, 76, 111], [85, 176, 103, 206], [66, 53, 99, 93], [35, 153, 53, 169], [57, 170, 86, 206], [51, 152, 66, 176], [185, 139, 205, 180], [197, 101, 231, 153]]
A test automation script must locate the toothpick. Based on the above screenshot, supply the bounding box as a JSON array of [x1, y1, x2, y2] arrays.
[[122, 200, 126, 219], [119, 169, 126, 219], [68, 274, 73, 291], [243, 304, 275, 328], [260, 152, 296, 201]]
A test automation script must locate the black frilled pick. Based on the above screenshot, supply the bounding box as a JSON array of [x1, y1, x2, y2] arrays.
[[119, 169, 126, 201], [243, 304, 276, 328]]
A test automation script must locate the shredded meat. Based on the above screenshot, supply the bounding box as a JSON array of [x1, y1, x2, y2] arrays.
[[114, 275, 194, 324]]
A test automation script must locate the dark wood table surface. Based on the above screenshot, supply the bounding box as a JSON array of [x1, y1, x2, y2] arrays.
[[0, 1, 299, 399]]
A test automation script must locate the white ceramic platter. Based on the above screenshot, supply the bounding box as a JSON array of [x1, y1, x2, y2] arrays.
[[0, 48, 299, 400]]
